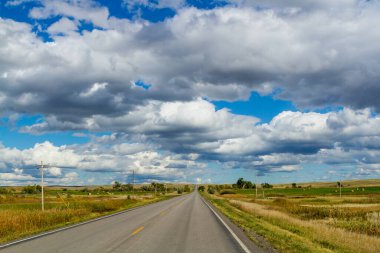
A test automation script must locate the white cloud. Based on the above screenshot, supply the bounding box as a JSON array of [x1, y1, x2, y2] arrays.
[[123, 0, 186, 11], [47, 17, 78, 35], [5, 0, 34, 6], [79, 82, 108, 97], [2, 1, 380, 182], [2, 4, 380, 126], [0, 173, 34, 181], [47, 167, 62, 176], [60, 172, 79, 184], [29, 0, 109, 28], [13, 168, 23, 174]]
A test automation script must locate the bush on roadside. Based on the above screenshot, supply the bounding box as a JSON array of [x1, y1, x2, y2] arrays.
[[0, 188, 9, 194], [220, 190, 236, 195], [207, 186, 216, 194], [21, 185, 42, 194]]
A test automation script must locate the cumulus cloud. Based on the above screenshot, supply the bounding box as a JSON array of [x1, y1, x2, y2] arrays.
[[29, 0, 110, 28], [123, 0, 186, 11], [47, 17, 78, 36], [2, 1, 380, 182], [0, 139, 208, 184], [2, 3, 380, 124], [14, 100, 380, 176]]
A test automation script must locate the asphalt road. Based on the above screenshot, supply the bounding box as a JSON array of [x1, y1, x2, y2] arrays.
[[0, 192, 264, 253]]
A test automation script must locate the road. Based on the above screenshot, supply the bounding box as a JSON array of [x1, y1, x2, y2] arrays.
[[0, 192, 264, 253]]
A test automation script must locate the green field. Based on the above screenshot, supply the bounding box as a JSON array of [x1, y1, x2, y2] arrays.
[[236, 186, 380, 197]]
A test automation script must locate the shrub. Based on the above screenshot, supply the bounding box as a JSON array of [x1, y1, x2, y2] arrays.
[[21, 185, 41, 194], [112, 181, 122, 191], [207, 186, 216, 194], [220, 190, 236, 195], [198, 186, 205, 192], [184, 185, 191, 192], [0, 188, 9, 194], [121, 184, 133, 192], [261, 182, 273, 188]]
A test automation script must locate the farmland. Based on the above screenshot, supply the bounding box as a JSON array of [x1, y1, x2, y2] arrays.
[[0, 183, 190, 244], [202, 179, 380, 253]]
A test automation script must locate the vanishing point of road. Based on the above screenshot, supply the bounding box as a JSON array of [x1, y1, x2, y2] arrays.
[[0, 192, 265, 253]]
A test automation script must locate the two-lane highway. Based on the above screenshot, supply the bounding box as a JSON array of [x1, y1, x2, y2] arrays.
[[0, 192, 264, 253]]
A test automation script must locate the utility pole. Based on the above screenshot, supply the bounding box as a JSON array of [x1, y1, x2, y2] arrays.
[[132, 170, 135, 194], [262, 181, 265, 199], [37, 161, 46, 212], [255, 170, 258, 199], [35, 162, 76, 212]]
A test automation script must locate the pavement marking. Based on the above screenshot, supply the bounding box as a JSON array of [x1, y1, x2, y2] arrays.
[[131, 226, 145, 236], [201, 197, 251, 253]]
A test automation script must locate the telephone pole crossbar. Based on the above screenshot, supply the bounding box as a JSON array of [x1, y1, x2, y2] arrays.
[[36, 162, 76, 212]]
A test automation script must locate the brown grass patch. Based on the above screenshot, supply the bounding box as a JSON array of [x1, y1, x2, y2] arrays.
[[230, 199, 380, 253]]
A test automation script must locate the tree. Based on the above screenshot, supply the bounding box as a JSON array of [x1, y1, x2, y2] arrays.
[[236, 178, 245, 188], [261, 183, 273, 188], [22, 185, 41, 194], [245, 181, 253, 189], [184, 185, 191, 192], [292, 183, 297, 188], [141, 185, 151, 191], [236, 178, 254, 189], [121, 184, 133, 191], [207, 186, 216, 194], [198, 186, 205, 192], [113, 181, 122, 190], [151, 182, 165, 192]]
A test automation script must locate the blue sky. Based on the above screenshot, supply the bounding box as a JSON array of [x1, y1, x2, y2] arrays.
[[1, 0, 380, 186]]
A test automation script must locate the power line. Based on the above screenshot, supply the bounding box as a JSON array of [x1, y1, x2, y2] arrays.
[[35, 161, 77, 212]]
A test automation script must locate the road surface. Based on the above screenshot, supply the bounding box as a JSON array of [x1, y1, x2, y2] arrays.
[[0, 192, 264, 253]]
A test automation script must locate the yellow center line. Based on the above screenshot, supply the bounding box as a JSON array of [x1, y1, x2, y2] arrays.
[[131, 226, 144, 236]]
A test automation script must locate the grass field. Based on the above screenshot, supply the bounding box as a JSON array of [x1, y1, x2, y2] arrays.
[[236, 186, 380, 197], [0, 185, 183, 244], [203, 179, 380, 253]]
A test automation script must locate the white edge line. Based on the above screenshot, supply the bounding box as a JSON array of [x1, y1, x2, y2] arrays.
[[201, 197, 251, 253], [0, 195, 184, 249]]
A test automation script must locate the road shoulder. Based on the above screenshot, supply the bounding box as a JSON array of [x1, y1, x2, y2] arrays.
[[201, 194, 276, 253]]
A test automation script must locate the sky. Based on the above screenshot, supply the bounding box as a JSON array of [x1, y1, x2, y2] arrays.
[[1, 0, 380, 186]]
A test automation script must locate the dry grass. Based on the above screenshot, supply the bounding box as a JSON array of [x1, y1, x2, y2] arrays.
[[274, 179, 380, 189], [230, 199, 380, 253], [0, 194, 173, 243], [0, 208, 88, 242]]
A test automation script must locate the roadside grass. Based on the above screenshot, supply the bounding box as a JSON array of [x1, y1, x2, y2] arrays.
[[0, 194, 175, 244], [204, 193, 380, 253]]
